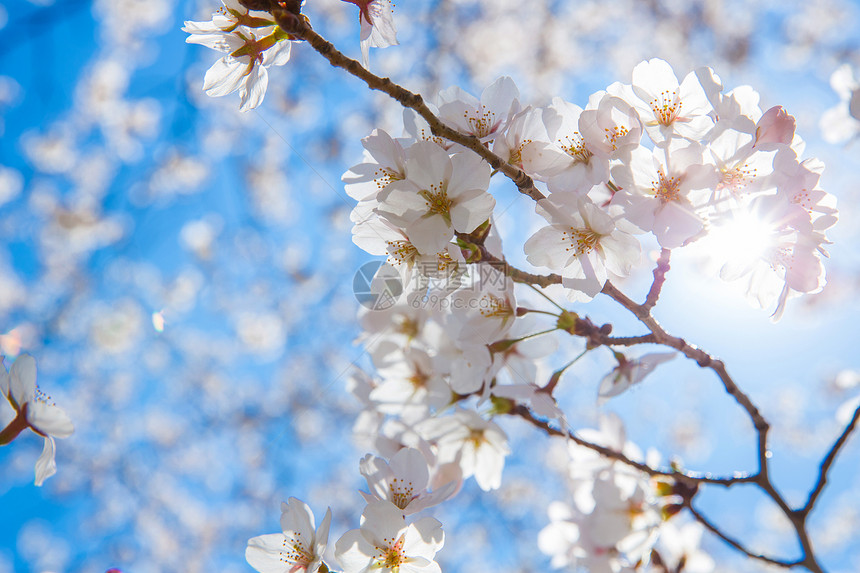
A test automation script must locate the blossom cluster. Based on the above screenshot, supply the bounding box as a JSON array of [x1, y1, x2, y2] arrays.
[[331, 57, 841, 572], [184, 0, 398, 111], [539, 414, 714, 573], [246, 448, 449, 573], [349, 59, 836, 319]]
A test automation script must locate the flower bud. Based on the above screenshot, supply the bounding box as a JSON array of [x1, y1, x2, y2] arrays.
[[753, 106, 795, 148]]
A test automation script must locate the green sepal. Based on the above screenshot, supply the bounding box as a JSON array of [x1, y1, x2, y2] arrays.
[[556, 310, 579, 333]]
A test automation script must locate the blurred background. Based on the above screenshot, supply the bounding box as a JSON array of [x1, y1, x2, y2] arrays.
[[0, 0, 859, 571]]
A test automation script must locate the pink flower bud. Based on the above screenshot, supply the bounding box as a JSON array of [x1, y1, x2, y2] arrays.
[[753, 106, 796, 148]]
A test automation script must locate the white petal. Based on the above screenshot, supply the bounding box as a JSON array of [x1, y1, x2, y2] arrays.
[[280, 497, 316, 543], [239, 66, 269, 111], [314, 508, 332, 557], [245, 534, 291, 573], [334, 529, 373, 573], [9, 354, 36, 409], [27, 401, 74, 438], [34, 436, 57, 486], [389, 447, 431, 491], [403, 517, 444, 559], [360, 500, 408, 543], [203, 57, 247, 97]]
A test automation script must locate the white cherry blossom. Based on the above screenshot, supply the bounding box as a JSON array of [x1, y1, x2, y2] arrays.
[[820, 63, 860, 144], [344, 129, 410, 202], [431, 334, 495, 395], [246, 497, 332, 573], [445, 263, 517, 344], [377, 142, 494, 254], [578, 92, 644, 160], [612, 58, 715, 145], [492, 105, 548, 171], [359, 447, 458, 515], [539, 469, 661, 573], [525, 195, 641, 301], [335, 500, 444, 573], [438, 76, 520, 144], [0, 354, 74, 486], [654, 521, 715, 573], [351, 202, 465, 291], [417, 409, 510, 491], [369, 348, 451, 418], [343, 0, 399, 68], [611, 140, 719, 249], [520, 97, 611, 194], [597, 352, 676, 403], [184, 11, 293, 111], [183, 0, 274, 35]]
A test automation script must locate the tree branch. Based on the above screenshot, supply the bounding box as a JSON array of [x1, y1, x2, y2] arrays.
[[511, 404, 754, 487], [294, 24, 547, 203], [599, 281, 772, 474], [684, 502, 799, 569], [643, 248, 671, 312], [801, 402, 860, 516]]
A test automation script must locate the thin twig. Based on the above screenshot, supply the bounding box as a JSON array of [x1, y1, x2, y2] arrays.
[[599, 281, 772, 472], [295, 24, 547, 203], [599, 334, 658, 346], [684, 502, 799, 569], [511, 405, 753, 487], [802, 403, 860, 516]]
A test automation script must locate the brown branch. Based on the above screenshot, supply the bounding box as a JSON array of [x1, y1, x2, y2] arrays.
[[801, 402, 860, 516], [684, 502, 800, 569], [511, 405, 754, 487], [599, 281, 771, 474], [599, 334, 658, 346], [643, 248, 672, 312], [293, 24, 547, 203]]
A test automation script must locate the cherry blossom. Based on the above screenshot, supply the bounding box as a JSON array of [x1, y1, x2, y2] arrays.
[[525, 195, 641, 300], [597, 352, 676, 402], [612, 58, 715, 145], [438, 76, 520, 143], [351, 203, 465, 290], [431, 334, 495, 395], [611, 140, 718, 249], [343, 129, 409, 202], [539, 470, 661, 572], [520, 97, 611, 194], [342, 0, 399, 68], [376, 142, 494, 254], [0, 354, 74, 486], [368, 348, 451, 418], [752, 106, 796, 150], [578, 93, 644, 159], [445, 263, 517, 344], [492, 105, 548, 170], [183, 0, 275, 35], [245, 497, 332, 573], [183, 8, 293, 111], [654, 521, 716, 573], [359, 447, 458, 514], [335, 500, 444, 573], [417, 409, 510, 491]]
